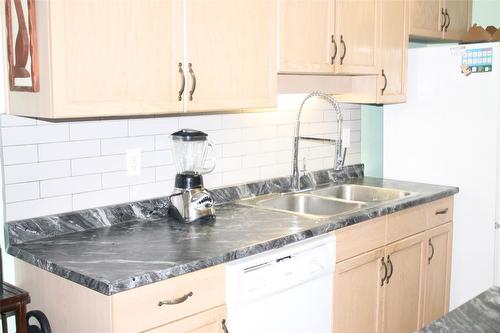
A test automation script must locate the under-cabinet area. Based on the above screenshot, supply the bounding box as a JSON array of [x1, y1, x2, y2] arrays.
[[6, 0, 472, 118]]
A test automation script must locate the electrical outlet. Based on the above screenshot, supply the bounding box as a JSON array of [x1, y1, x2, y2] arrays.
[[342, 128, 351, 148], [126, 149, 142, 176]]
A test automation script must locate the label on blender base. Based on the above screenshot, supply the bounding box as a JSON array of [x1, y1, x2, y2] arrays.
[[191, 192, 214, 210]]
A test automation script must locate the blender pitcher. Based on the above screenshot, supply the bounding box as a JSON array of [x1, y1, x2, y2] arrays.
[[168, 129, 216, 223]]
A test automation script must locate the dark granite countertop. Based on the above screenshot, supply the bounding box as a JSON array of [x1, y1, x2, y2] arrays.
[[419, 287, 500, 333], [6, 165, 458, 295]]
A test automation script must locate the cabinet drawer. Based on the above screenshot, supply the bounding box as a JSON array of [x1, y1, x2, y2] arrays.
[[426, 197, 454, 228], [145, 305, 227, 333], [335, 216, 386, 262], [387, 206, 426, 244], [112, 265, 225, 333]]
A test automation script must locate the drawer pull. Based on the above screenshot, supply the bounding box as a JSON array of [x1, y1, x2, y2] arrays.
[[158, 291, 193, 306], [380, 257, 388, 286], [222, 319, 229, 333], [386, 255, 393, 284], [435, 208, 449, 215], [428, 239, 435, 264]]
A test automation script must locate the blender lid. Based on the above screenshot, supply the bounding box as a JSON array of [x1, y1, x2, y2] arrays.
[[171, 129, 208, 141]]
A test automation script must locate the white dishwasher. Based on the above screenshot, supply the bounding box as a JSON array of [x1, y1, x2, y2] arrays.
[[225, 234, 336, 333]]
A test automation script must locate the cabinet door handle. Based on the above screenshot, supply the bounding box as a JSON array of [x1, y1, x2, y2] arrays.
[[380, 257, 388, 286], [428, 239, 435, 264], [381, 69, 387, 95], [331, 35, 337, 64], [435, 208, 448, 215], [445, 9, 451, 32], [386, 255, 394, 284], [188, 63, 197, 101], [158, 291, 193, 306], [440, 8, 447, 31], [178, 62, 185, 101], [340, 35, 346, 65], [222, 319, 229, 333]]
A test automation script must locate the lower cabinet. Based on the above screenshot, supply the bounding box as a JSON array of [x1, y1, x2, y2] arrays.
[[145, 305, 228, 333], [423, 222, 453, 325], [333, 197, 454, 333], [383, 233, 426, 333], [334, 248, 385, 333]]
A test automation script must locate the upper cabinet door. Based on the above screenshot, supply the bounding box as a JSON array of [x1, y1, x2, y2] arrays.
[[184, 0, 277, 112], [443, 0, 471, 41], [49, 0, 184, 117], [278, 0, 335, 74], [409, 0, 443, 39], [377, 0, 408, 104], [334, 0, 378, 75]]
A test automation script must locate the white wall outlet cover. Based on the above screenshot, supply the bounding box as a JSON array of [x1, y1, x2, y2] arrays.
[[126, 149, 142, 176], [342, 128, 350, 148]]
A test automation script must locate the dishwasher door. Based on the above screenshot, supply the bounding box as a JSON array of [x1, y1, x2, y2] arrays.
[[226, 235, 336, 333]]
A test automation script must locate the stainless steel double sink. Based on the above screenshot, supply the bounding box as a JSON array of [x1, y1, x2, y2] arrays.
[[236, 184, 416, 218]]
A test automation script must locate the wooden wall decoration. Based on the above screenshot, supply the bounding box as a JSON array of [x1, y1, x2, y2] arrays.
[[5, 0, 39, 92]]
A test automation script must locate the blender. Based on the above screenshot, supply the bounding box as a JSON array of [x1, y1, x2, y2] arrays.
[[168, 129, 216, 223]]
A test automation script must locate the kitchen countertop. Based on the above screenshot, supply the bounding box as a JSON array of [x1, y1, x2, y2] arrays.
[[419, 286, 500, 333], [6, 165, 458, 295]]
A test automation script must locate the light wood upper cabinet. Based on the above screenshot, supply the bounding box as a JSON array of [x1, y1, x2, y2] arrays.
[[409, 0, 471, 41], [8, 0, 277, 119], [383, 233, 426, 333], [444, 0, 471, 40], [409, 0, 443, 39], [185, 0, 277, 112], [422, 223, 453, 326], [334, 248, 385, 333], [377, 0, 408, 104], [334, 0, 378, 75], [278, 0, 335, 74], [278, 0, 378, 75]]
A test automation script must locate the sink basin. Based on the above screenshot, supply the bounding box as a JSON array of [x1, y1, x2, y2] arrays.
[[311, 184, 414, 203], [239, 193, 366, 217]]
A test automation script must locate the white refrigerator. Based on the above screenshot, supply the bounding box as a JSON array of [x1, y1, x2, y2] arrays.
[[384, 42, 500, 309]]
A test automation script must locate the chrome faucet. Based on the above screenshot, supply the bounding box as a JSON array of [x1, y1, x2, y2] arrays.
[[291, 91, 344, 191]]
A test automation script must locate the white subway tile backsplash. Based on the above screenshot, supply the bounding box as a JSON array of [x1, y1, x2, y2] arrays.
[[223, 141, 260, 157], [142, 150, 172, 168], [0, 100, 361, 220], [5, 182, 39, 203], [130, 180, 173, 201], [40, 175, 102, 197], [38, 140, 100, 161], [6, 196, 72, 221], [155, 165, 177, 181], [69, 120, 128, 140], [102, 168, 155, 188], [4, 161, 71, 184], [128, 118, 179, 136], [101, 136, 154, 155], [2, 124, 68, 146], [155, 135, 171, 150], [222, 167, 260, 186], [1, 115, 38, 127], [179, 115, 222, 131], [3, 145, 37, 165], [72, 187, 130, 211], [71, 155, 126, 175]]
